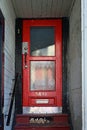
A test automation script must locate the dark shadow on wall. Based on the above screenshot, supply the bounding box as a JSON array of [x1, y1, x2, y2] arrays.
[[15, 19, 23, 114], [0, 9, 5, 130], [62, 18, 69, 113]]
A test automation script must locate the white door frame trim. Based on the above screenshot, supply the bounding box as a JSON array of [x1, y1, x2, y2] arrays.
[[81, 0, 87, 129]]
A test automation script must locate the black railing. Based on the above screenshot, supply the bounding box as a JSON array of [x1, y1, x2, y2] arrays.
[[6, 73, 19, 126]]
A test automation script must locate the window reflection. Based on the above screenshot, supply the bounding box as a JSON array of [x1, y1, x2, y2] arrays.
[[31, 45, 55, 56]]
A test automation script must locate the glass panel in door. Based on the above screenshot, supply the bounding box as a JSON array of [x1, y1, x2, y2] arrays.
[[30, 27, 55, 56], [30, 61, 55, 91]]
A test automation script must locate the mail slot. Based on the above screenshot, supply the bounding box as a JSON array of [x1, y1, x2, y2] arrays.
[[29, 98, 55, 106]]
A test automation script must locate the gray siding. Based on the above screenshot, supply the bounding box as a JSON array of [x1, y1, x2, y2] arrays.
[[68, 0, 82, 129], [0, 0, 16, 130]]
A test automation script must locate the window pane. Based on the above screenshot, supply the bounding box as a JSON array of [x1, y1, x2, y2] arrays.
[[30, 61, 55, 90], [30, 27, 55, 56]]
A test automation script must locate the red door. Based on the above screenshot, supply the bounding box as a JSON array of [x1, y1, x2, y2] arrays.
[[22, 20, 62, 109]]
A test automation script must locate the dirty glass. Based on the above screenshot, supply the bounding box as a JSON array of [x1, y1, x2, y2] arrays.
[[30, 61, 55, 90], [30, 27, 55, 56]]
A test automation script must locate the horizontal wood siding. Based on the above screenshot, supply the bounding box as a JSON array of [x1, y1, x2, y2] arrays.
[[0, 0, 16, 130]]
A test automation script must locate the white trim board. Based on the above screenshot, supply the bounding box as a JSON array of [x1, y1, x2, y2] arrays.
[[81, 0, 87, 129]]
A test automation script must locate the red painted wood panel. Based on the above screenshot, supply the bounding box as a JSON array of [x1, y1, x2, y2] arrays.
[[22, 19, 62, 107]]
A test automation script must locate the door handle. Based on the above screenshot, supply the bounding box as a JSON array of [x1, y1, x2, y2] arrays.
[[24, 52, 28, 68], [22, 42, 28, 69]]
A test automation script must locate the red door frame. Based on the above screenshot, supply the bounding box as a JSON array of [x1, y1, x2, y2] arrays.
[[22, 19, 62, 107]]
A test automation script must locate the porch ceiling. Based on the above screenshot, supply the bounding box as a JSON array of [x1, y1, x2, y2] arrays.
[[12, 0, 74, 18]]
